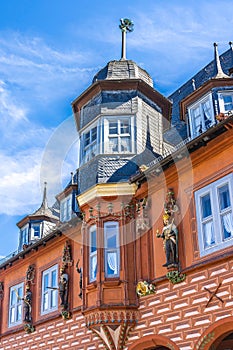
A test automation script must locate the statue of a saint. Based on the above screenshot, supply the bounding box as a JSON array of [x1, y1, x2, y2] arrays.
[[156, 213, 178, 267], [23, 286, 32, 322], [59, 272, 69, 309]]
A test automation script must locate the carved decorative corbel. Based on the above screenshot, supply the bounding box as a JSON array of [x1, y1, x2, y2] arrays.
[[85, 309, 139, 350]]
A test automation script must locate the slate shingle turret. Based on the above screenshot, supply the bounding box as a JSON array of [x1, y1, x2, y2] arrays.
[[92, 59, 154, 87]]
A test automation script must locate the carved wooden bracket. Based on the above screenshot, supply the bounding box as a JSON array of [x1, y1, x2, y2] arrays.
[[85, 310, 138, 350]]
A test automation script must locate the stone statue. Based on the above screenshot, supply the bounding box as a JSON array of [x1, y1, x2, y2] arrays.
[[23, 286, 32, 322], [156, 212, 178, 267], [59, 271, 69, 309]]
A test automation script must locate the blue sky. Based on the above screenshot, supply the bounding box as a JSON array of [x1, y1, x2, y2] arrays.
[[0, 0, 233, 257]]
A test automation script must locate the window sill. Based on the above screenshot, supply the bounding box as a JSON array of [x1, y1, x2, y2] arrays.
[[103, 279, 121, 287], [86, 282, 97, 291]]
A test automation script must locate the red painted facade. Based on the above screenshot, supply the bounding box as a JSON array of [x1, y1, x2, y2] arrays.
[[1, 40, 233, 350]]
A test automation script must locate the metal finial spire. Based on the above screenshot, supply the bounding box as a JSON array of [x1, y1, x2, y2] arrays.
[[42, 181, 48, 210], [213, 42, 229, 79], [119, 18, 134, 60], [192, 79, 196, 91]]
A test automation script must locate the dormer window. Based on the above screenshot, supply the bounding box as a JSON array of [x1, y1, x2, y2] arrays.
[[30, 223, 41, 240], [218, 91, 233, 113], [187, 93, 215, 138], [60, 195, 72, 222], [18, 225, 29, 250]]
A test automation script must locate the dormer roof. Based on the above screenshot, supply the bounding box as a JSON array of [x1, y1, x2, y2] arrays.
[[17, 183, 59, 228]]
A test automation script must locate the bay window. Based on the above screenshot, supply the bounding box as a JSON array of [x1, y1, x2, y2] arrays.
[[195, 173, 233, 256], [83, 125, 98, 163], [88, 221, 120, 283], [104, 221, 120, 277], [89, 225, 97, 282], [80, 116, 135, 165], [104, 117, 133, 154]]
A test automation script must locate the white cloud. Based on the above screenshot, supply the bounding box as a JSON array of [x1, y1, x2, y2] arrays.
[[0, 80, 27, 122], [0, 33, 86, 217], [0, 128, 79, 216], [0, 150, 43, 215], [0, 81, 57, 215]]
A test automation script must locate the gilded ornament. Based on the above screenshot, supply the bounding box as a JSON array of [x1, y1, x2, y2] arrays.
[[136, 281, 156, 297]]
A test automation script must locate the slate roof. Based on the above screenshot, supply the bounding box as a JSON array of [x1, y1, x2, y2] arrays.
[[97, 147, 160, 184], [165, 47, 233, 144], [92, 59, 153, 87]]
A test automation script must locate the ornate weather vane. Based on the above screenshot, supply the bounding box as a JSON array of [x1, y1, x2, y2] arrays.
[[119, 18, 134, 60]]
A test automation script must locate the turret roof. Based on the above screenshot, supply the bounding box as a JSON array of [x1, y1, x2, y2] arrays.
[[92, 59, 153, 87]]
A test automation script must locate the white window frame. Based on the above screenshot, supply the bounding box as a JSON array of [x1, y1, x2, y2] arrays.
[[81, 123, 99, 164], [218, 91, 233, 113], [41, 265, 58, 315], [60, 195, 72, 222], [30, 222, 41, 240], [9, 282, 24, 327], [19, 225, 29, 250], [89, 225, 97, 282], [104, 221, 120, 278], [195, 173, 233, 257], [103, 116, 135, 154], [188, 93, 215, 138]]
